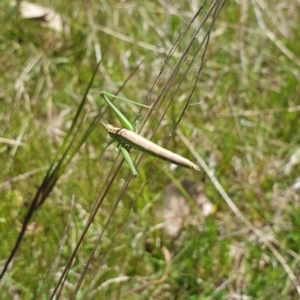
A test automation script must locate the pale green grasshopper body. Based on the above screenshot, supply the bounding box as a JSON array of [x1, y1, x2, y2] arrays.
[[101, 120, 200, 171], [100, 91, 200, 176]]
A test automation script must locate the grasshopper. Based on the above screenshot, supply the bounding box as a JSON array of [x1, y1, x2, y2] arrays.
[[100, 92, 200, 176]]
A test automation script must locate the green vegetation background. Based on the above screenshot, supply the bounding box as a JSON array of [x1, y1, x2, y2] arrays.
[[1, 0, 300, 299]]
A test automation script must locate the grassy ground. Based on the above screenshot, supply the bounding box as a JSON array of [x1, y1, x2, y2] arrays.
[[1, 0, 300, 299]]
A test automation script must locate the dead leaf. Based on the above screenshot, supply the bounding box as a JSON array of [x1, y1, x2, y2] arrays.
[[12, 1, 63, 32], [157, 179, 216, 237]]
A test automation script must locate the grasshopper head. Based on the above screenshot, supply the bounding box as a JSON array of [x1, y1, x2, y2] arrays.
[[101, 120, 118, 134]]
